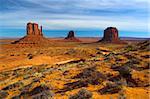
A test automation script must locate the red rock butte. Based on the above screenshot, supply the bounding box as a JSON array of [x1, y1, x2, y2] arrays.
[[64, 31, 81, 42], [12, 22, 49, 45], [100, 27, 126, 44]]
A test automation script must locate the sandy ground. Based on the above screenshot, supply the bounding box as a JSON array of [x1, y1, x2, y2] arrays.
[[0, 38, 149, 99]]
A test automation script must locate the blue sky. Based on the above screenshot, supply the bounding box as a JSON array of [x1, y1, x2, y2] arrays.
[[0, 0, 149, 38]]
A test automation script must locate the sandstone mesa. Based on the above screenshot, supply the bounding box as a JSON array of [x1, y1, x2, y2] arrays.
[[12, 22, 49, 45]]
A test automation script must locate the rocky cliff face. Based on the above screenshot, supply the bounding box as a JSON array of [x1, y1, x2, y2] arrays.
[[100, 27, 126, 44], [101, 27, 119, 42], [12, 22, 49, 45], [64, 31, 80, 42], [27, 23, 43, 36]]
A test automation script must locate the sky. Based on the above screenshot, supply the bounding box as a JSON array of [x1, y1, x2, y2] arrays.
[[0, 0, 149, 38]]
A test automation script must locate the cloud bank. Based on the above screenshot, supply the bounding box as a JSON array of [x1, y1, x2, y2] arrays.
[[0, 0, 149, 36]]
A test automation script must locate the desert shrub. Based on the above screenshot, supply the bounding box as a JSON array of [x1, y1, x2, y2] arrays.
[[16, 84, 54, 99], [73, 67, 106, 85], [124, 54, 141, 64], [57, 67, 105, 93], [106, 52, 115, 56], [2, 82, 23, 90], [144, 63, 150, 70], [124, 54, 134, 59], [0, 90, 9, 99], [123, 60, 142, 71], [110, 64, 147, 87], [69, 88, 92, 99], [77, 61, 87, 68], [23, 74, 30, 79], [99, 83, 122, 94], [118, 91, 126, 99], [32, 78, 40, 83], [137, 40, 150, 51], [125, 45, 135, 51], [65, 49, 76, 55], [116, 58, 123, 62], [117, 66, 142, 87], [129, 58, 140, 64], [118, 66, 132, 78], [56, 80, 89, 93]]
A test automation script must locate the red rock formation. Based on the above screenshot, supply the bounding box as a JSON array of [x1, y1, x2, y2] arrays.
[[100, 27, 125, 44], [64, 31, 81, 42], [12, 22, 49, 45], [27, 22, 42, 36]]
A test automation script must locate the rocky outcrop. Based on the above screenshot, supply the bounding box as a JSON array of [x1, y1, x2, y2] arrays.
[[102, 27, 119, 42], [100, 27, 126, 44], [65, 31, 75, 39], [64, 31, 81, 42], [12, 22, 49, 45], [27, 22, 43, 36]]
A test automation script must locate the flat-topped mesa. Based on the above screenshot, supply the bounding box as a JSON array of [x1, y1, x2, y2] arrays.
[[27, 22, 43, 36], [102, 27, 119, 42], [12, 22, 49, 45], [99, 27, 126, 44], [64, 31, 81, 42]]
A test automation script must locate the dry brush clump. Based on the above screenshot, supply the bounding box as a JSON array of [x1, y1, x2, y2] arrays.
[[98, 82, 122, 94], [57, 66, 106, 93], [110, 63, 149, 87], [2, 81, 24, 91], [136, 40, 150, 51], [72, 66, 106, 85], [12, 84, 54, 99], [0, 90, 9, 99], [69, 88, 93, 99]]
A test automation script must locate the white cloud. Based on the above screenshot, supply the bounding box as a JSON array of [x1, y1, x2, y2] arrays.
[[0, 12, 147, 32], [0, 0, 148, 33]]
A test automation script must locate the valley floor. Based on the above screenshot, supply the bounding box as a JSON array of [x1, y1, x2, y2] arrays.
[[0, 39, 149, 99]]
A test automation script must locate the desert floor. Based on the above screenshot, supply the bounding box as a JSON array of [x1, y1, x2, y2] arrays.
[[0, 38, 149, 99]]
